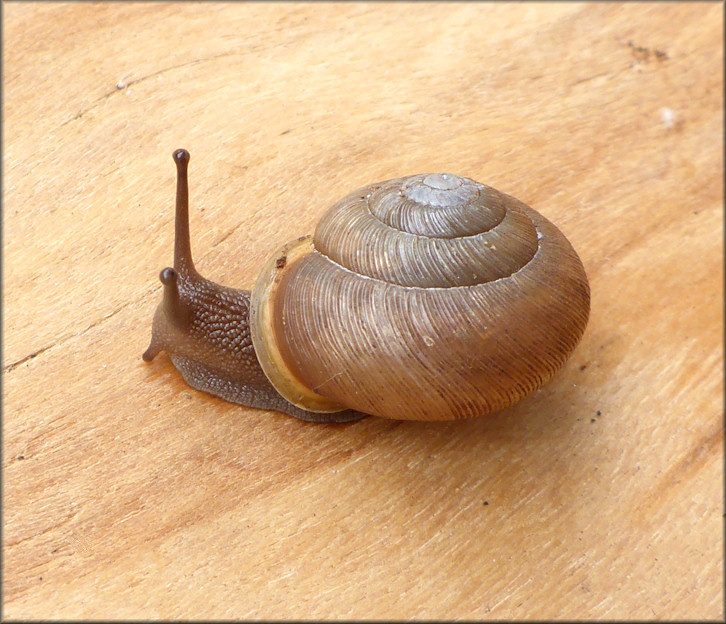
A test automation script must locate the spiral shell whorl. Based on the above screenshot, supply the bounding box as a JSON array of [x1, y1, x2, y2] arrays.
[[379, 173, 493, 236], [251, 174, 590, 421], [313, 174, 538, 288]]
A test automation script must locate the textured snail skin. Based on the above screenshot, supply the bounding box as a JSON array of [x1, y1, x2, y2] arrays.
[[144, 150, 590, 423], [142, 150, 366, 423]]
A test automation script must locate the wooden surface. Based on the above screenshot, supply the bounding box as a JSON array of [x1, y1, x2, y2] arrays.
[[3, 2, 723, 620]]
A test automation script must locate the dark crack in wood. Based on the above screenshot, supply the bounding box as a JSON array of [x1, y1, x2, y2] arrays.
[[59, 51, 238, 128]]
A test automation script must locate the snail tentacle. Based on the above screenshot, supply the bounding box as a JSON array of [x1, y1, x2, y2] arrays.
[[143, 149, 367, 423]]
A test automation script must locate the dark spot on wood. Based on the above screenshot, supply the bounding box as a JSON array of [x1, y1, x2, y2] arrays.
[[628, 40, 650, 62], [580, 364, 587, 371], [17, 455, 24, 460], [276, 256, 287, 269], [591, 418, 596, 423], [483, 501, 489, 506], [628, 40, 668, 64], [280, 129, 292, 135], [596, 410, 602, 416]]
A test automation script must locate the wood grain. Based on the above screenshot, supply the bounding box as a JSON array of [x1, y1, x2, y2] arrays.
[[3, 2, 722, 619]]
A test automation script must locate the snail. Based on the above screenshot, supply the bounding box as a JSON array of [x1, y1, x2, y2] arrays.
[[143, 149, 590, 423]]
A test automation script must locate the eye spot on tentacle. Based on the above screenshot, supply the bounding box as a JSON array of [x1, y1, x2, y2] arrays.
[[159, 267, 177, 285]]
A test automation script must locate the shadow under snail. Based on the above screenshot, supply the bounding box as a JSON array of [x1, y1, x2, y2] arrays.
[[143, 149, 590, 423]]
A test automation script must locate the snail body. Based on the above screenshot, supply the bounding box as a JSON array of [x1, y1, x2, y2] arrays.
[[144, 149, 590, 422]]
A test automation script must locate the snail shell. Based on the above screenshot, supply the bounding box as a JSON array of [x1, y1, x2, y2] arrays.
[[250, 172, 590, 421]]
